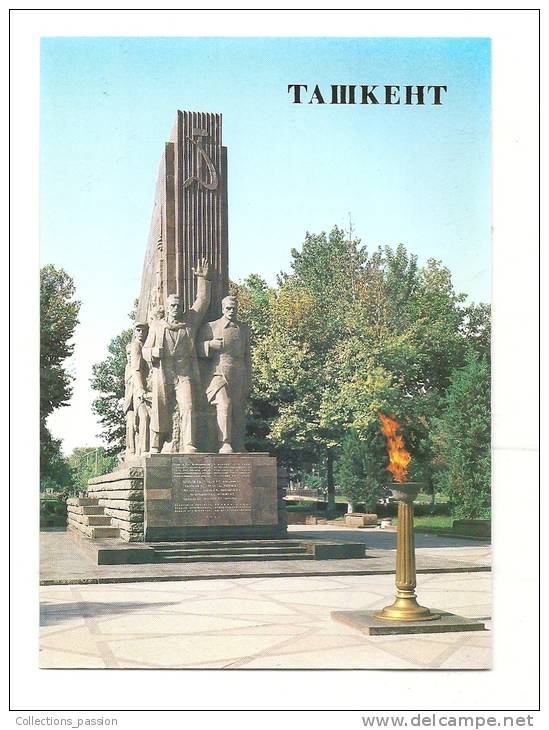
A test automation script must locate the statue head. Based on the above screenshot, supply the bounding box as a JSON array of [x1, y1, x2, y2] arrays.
[[166, 294, 181, 323], [134, 321, 148, 344], [222, 295, 238, 323]]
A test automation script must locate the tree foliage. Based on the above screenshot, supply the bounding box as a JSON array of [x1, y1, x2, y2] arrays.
[[40, 429, 74, 491], [68, 446, 117, 493], [429, 352, 491, 519], [90, 328, 133, 455], [40, 265, 81, 420], [335, 430, 386, 511], [40, 265, 81, 485], [236, 227, 491, 518]]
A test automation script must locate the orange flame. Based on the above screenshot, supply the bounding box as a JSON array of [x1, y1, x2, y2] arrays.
[[379, 413, 411, 483]]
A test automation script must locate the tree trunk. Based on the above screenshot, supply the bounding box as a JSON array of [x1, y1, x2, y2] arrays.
[[326, 450, 335, 519], [428, 476, 436, 511]]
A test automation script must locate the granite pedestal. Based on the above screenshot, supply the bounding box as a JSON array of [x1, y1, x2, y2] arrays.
[[331, 610, 486, 636], [143, 452, 285, 541]]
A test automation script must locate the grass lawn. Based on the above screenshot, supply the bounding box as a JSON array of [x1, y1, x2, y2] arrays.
[[409, 515, 454, 530], [414, 493, 450, 505]]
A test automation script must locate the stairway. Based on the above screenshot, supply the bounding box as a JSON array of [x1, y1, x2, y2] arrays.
[[67, 498, 367, 565], [66, 497, 120, 539], [150, 540, 316, 563]]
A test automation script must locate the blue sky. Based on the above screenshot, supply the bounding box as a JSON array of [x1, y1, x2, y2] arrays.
[[41, 37, 491, 451]]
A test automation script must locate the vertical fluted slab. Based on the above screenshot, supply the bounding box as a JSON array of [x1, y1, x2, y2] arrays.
[[174, 110, 228, 319], [136, 110, 228, 323]]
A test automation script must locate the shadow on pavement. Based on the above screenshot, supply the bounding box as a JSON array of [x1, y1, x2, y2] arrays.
[[40, 600, 181, 627]]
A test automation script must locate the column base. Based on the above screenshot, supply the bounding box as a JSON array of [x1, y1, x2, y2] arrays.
[[375, 595, 440, 622]]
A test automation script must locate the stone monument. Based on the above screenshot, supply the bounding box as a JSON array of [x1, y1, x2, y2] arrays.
[[68, 110, 287, 543]]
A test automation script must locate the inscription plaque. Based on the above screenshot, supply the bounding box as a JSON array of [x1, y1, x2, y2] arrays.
[[172, 459, 252, 518], [143, 453, 279, 540]]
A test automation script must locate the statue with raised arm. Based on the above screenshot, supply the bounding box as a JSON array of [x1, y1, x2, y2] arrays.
[[198, 295, 251, 453], [143, 258, 213, 454]]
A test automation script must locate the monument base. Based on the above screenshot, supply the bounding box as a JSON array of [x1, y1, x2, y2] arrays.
[[70, 452, 287, 543], [143, 452, 285, 541], [330, 610, 486, 636]]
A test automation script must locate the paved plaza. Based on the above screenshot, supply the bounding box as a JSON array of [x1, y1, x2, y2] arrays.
[[40, 572, 490, 669], [39, 526, 491, 669]]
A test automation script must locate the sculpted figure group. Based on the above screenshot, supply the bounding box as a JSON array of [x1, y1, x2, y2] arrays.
[[124, 259, 250, 457]]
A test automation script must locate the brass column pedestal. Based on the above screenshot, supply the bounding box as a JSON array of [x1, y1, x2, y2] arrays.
[[375, 487, 439, 622], [331, 481, 487, 636]]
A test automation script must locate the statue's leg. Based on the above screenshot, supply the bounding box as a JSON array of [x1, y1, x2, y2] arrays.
[[176, 377, 196, 453], [231, 382, 247, 452], [214, 387, 233, 453], [126, 411, 136, 456], [137, 404, 150, 455]]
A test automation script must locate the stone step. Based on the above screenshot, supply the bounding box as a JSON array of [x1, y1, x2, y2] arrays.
[[154, 545, 309, 557], [89, 526, 120, 538], [82, 505, 105, 515], [67, 504, 105, 515], [155, 552, 316, 563], [84, 515, 113, 526], [69, 510, 111, 526], [150, 540, 304, 550], [66, 497, 99, 507], [67, 519, 120, 540]]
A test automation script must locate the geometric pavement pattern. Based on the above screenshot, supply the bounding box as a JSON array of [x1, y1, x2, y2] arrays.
[[40, 572, 491, 669]]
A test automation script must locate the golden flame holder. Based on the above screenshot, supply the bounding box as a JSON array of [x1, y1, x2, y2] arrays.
[[375, 482, 440, 622]]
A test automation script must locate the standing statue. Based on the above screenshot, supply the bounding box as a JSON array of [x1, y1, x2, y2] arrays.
[[124, 322, 152, 457], [198, 295, 251, 453], [143, 259, 212, 454], [129, 320, 151, 455], [123, 343, 137, 457]]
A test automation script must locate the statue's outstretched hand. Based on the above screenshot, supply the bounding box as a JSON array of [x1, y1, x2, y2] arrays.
[[192, 258, 213, 280]]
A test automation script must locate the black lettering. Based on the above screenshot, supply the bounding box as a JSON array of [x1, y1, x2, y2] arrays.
[[330, 85, 356, 104], [309, 85, 325, 104], [287, 84, 307, 103], [405, 85, 425, 105], [384, 85, 400, 104], [427, 85, 447, 105], [360, 85, 379, 104]]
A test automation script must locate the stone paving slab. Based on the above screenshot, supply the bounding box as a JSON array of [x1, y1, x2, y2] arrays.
[[39, 571, 491, 669], [40, 527, 491, 586]]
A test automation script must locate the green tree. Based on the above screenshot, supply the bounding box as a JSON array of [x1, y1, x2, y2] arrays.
[[237, 230, 479, 516], [40, 431, 74, 492], [90, 328, 133, 455], [40, 265, 80, 486], [461, 302, 491, 360], [430, 352, 491, 519], [68, 446, 117, 493], [317, 247, 471, 497], [230, 275, 279, 454], [335, 430, 386, 512], [254, 227, 369, 514]]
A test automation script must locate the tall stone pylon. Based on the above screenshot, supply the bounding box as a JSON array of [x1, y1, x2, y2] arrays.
[[136, 111, 228, 322]]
